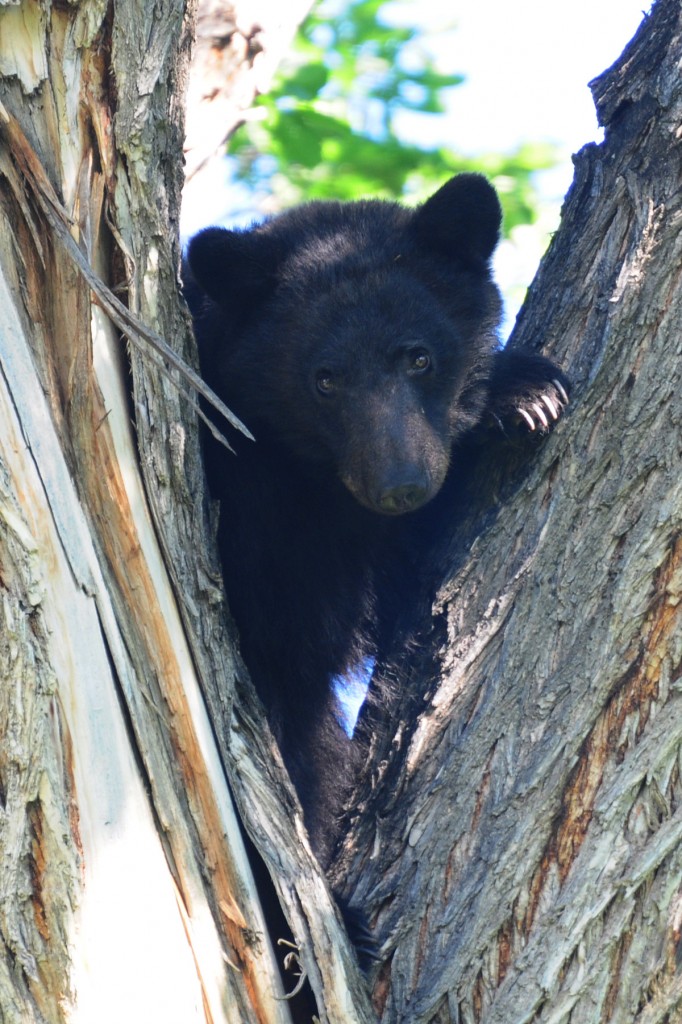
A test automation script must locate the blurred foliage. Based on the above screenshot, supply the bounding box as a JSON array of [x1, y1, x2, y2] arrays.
[[227, 0, 558, 231]]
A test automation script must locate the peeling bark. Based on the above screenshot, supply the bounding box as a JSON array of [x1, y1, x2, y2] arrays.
[[331, 3, 682, 1021]]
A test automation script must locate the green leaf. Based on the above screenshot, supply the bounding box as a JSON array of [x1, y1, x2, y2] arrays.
[[283, 62, 330, 100]]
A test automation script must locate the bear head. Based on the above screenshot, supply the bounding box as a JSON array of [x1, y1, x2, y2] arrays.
[[187, 173, 503, 516]]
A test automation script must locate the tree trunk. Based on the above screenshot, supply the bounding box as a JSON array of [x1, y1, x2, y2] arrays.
[[331, 2, 682, 1021]]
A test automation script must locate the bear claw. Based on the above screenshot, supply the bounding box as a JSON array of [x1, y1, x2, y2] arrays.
[[553, 379, 570, 406], [517, 407, 536, 430], [542, 394, 559, 420], [516, 382, 569, 433], [532, 402, 549, 429]]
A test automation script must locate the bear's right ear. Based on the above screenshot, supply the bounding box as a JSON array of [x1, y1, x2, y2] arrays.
[[186, 226, 279, 307]]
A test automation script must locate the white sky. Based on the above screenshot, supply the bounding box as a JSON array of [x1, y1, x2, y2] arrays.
[[401, 0, 647, 156]]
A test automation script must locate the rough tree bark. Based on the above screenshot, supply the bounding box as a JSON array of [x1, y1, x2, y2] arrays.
[[331, 2, 682, 1022], [0, 0, 679, 1023]]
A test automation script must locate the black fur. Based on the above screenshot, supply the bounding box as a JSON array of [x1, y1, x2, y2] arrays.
[[184, 174, 569, 872]]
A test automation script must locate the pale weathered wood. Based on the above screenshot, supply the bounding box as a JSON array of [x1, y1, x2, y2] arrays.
[[331, 2, 682, 1021], [0, 266, 223, 1022]]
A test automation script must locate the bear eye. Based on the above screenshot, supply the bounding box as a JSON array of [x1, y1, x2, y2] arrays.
[[316, 371, 336, 396], [408, 348, 431, 374]]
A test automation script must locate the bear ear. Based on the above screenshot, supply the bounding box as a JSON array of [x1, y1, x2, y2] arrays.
[[186, 226, 279, 306], [412, 173, 502, 265]]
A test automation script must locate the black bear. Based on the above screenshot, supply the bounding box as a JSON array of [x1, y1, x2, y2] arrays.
[[185, 174, 569, 871]]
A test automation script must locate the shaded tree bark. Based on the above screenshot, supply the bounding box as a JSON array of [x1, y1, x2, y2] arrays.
[[331, 2, 682, 1021]]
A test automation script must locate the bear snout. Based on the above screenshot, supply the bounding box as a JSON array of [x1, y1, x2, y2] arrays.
[[376, 480, 430, 515], [341, 458, 439, 516]]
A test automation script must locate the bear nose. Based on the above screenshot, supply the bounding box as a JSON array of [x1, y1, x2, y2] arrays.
[[377, 483, 429, 514]]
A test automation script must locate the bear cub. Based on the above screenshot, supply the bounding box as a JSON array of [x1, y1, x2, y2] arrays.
[[185, 174, 569, 870]]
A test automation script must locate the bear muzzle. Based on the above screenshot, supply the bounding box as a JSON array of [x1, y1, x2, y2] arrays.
[[338, 392, 450, 515], [376, 481, 430, 515], [341, 463, 437, 516]]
